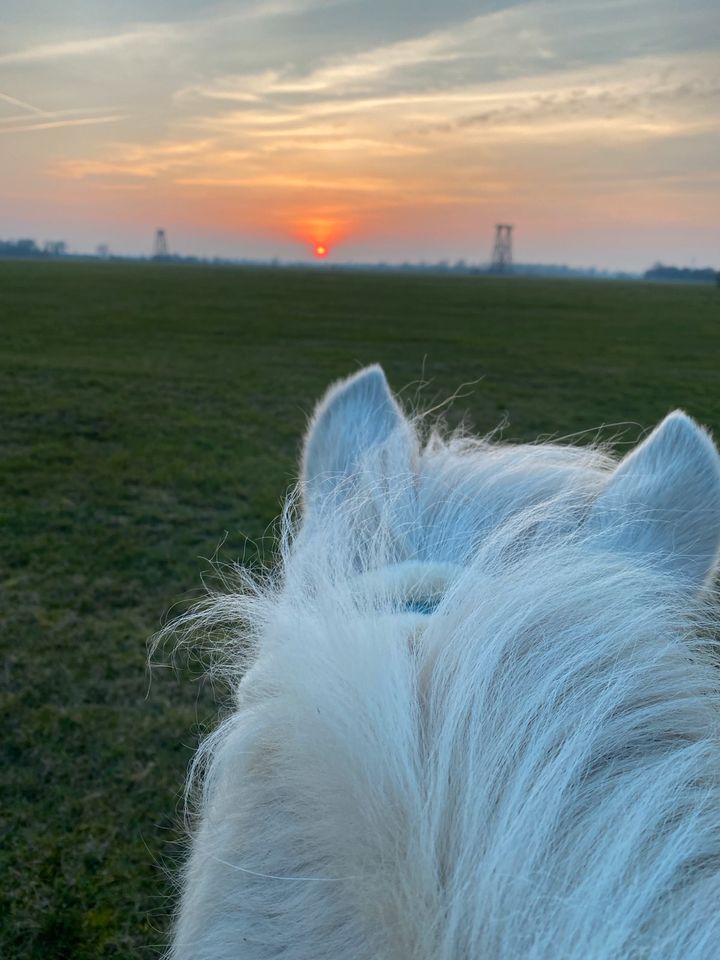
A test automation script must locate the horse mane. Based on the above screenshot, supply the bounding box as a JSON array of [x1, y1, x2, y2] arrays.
[[167, 369, 720, 959]]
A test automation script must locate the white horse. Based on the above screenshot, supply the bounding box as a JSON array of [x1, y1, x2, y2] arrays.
[[170, 365, 720, 959]]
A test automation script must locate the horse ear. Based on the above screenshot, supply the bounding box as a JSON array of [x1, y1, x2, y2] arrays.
[[588, 411, 720, 588], [302, 365, 416, 512]]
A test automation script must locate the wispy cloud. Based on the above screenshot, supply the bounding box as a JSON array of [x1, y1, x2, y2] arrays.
[[183, 49, 719, 149], [54, 139, 234, 179], [175, 172, 392, 192], [179, 8, 525, 104], [0, 0, 352, 69], [173, 0, 719, 172], [0, 24, 179, 66], [231, 0, 354, 22]]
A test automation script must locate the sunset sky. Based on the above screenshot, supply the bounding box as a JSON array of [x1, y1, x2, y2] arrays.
[[2, 0, 719, 269]]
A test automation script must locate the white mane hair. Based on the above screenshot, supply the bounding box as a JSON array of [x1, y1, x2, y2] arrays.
[[169, 365, 720, 959]]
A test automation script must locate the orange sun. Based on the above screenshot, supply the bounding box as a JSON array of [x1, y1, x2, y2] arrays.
[[314, 243, 328, 258]]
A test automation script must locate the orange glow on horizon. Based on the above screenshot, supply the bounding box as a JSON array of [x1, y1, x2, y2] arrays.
[[291, 215, 351, 260]]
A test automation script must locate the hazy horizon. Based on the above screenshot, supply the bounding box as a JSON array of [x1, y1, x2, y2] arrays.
[[2, 0, 719, 271]]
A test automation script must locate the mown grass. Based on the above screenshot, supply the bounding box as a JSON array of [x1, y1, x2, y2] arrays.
[[2, 260, 719, 958]]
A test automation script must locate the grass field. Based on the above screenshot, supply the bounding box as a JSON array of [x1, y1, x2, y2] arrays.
[[2, 260, 719, 958]]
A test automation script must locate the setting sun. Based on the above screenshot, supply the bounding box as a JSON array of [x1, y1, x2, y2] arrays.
[[314, 244, 328, 258]]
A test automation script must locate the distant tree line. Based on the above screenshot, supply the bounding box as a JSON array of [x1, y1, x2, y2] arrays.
[[0, 237, 716, 284], [644, 262, 718, 284], [0, 238, 67, 258]]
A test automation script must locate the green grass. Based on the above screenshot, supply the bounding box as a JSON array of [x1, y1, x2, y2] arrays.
[[2, 260, 719, 958]]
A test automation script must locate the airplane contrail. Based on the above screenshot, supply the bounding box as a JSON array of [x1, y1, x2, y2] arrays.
[[0, 91, 45, 114], [0, 113, 127, 134]]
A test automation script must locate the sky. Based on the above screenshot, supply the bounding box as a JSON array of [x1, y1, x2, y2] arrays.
[[1, 0, 719, 269]]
